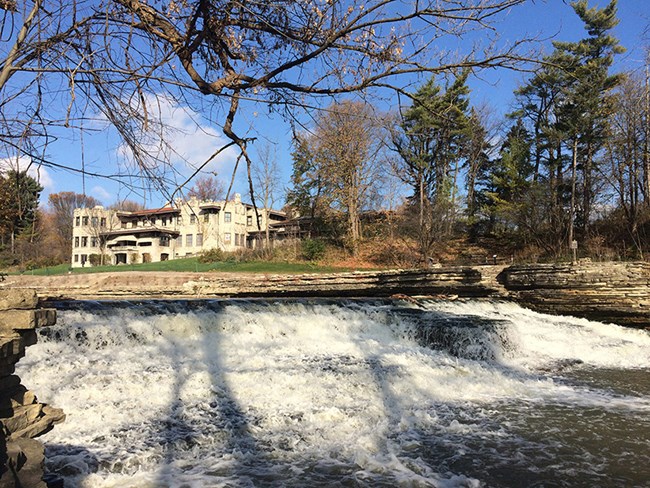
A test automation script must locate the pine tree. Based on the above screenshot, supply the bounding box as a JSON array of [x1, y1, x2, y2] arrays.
[[509, 0, 623, 256], [391, 71, 471, 256], [479, 119, 533, 240], [553, 0, 624, 239], [0, 169, 43, 257], [465, 108, 492, 221]]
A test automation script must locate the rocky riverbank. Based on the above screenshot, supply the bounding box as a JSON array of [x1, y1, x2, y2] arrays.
[[1, 261, 649, 328], [497, 261, 650, 328], [0, 267, 502, 300], [0, 290, 64, 488]]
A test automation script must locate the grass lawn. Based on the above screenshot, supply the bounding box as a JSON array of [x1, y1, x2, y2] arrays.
[[7, 257, 359, 276]]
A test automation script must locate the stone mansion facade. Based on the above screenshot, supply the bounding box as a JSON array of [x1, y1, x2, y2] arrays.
[[71, 195, 286, 268]]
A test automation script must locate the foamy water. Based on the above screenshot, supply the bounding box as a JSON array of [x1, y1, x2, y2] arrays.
[[17, 299, 650, 487]]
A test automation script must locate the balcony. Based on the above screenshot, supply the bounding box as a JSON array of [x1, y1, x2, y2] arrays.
[[107, 245, 138, 252]]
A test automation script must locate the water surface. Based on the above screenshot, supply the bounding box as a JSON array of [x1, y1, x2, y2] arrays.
[[18, 299, 650, 487]]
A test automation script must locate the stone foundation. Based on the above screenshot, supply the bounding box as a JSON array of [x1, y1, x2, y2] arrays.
[[0, 290, 64, 488]]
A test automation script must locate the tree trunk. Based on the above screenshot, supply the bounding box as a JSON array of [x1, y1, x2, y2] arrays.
[[581, 141, 593, 237], [265, 209, 270, 249], [569, 138, 578, 263], [645, 65, 650, 204]]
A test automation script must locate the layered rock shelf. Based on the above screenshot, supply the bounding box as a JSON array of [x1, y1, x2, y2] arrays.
[[497, 262, 650, 328], [1, 261, 649, 328], [0, 290, 64, 488], [1, 268, 499, 300]]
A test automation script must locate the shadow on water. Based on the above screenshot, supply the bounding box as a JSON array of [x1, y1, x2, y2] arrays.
[[44, 444, 99, 485], [151, 302, 282, 487]]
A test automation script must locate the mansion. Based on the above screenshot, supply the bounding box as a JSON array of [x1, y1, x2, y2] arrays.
[[71, 194, 286, 268]]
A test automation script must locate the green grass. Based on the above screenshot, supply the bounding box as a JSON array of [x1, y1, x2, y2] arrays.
[[7, 257, 357, 276]]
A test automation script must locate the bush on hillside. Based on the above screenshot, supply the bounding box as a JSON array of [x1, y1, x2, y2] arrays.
[[198, 248, 225, 263], [302, 238, 326, 261]]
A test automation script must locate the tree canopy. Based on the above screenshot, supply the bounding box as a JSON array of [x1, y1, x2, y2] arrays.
[[1, 0, 528, 203]]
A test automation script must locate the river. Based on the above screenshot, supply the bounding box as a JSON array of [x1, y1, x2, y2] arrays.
[[17, 299, 650, 487]]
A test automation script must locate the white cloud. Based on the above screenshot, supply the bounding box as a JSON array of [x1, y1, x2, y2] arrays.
[[116, 94, 238, 187], [0, 156, 55, 192], [91, 185, 113, 203]]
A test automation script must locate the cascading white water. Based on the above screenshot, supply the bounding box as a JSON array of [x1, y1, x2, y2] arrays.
[[17, 299, 650, 487]]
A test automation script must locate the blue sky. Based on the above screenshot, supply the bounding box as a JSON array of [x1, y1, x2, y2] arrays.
[[22, 0, 650, 209]]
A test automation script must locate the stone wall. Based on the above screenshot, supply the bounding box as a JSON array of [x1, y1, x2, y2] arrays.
[[497, 262, 650, 328], [0, 290, 64, 488]]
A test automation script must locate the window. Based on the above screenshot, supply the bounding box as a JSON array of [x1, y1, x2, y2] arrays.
[[247, 215, 252, 226], [186, 234, 193, 247], [75, 216, 80, 227], [196, 233, 203, 247], [235, 234, 239, 246], [74, 254, 79, 263], [82, 216, 89, 226], [224, 212, 231, 223], [91, 217, 98, 227], [100, 217, 106, 227], [90, 237, 97, 247], [204, 213, 209, 223], [81, 255, 87, 265], [74, 237, 80, 247], [81, 237, 88, 247], [190, 214, 196, 224], [177, 216, 183, 225], [121, 221, 127, 229], [160, 236, 170, 247], [162, 217, 167, 226], [176, 235, 183, 246], [224, 232, 231, 243]]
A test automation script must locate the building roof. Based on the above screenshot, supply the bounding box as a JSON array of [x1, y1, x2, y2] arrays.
[[198, 203, 222, 210], [117, 207, 180, 217], [101, 228, 180, 238]]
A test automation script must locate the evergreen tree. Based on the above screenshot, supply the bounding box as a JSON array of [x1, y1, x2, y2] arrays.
[[510, 0, 623, 256], [286, 134, 328, 223], [391, 71, 471, 256], [0, 169, 43, 257], [479, 119, 533, 239], [465, 108, 492, 221], [554, 0, 624, 238]]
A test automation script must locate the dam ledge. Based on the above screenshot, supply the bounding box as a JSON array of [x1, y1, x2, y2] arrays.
[[2, 261, 649, 329]]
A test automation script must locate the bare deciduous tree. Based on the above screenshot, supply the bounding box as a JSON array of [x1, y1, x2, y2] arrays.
[[47, 191, 101, 260], [251, 143, 281, 250], [188, 175, 226, 202], [296, 101, 384, 255], [2, 0, 529, 205]]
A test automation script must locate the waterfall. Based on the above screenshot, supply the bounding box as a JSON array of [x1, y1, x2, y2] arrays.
[[18, 299, 650, 487]]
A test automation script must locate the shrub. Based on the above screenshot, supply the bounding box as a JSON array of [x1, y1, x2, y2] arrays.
[[21, 256, 63, 271], [198, 248, 225, 263], [302, 238, 326, 261]]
